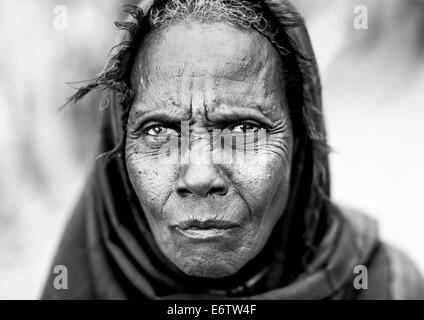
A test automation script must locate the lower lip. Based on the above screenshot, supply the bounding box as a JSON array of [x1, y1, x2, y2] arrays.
[[175, 227, 237, 240]]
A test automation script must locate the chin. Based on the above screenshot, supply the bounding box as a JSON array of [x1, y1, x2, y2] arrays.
[[177, 254, 242, 279]]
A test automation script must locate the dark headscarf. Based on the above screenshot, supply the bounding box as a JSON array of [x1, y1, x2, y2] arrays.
[[42, 0, 381, 299]]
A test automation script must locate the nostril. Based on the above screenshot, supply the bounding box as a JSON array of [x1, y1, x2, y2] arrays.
[[176, 186, 192, 197], [208, 186, 228, 196], [176, 184, 228, 197]]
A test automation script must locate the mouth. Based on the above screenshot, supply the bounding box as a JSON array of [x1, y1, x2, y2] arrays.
[[173, 219, 239, 240]]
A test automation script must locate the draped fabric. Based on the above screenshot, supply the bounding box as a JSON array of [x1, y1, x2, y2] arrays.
[[41, 0, 424, 299]]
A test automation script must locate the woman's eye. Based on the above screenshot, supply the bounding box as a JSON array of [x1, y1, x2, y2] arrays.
[[231, 122, 261, 133], [144, 125, 178, 136]]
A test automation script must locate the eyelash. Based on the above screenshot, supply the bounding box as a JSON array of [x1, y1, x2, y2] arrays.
[[142, 123, 180, 136], [140, 121, 265, 136], [228, 121, 264, 133]]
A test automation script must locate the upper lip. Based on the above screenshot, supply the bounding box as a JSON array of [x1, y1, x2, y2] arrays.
[[174, 219, 239, 230]]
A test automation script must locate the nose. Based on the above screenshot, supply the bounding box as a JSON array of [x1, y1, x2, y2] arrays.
[[176, 163, 229, 198]]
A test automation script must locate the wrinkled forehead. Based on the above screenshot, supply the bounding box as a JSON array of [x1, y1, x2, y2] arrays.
[[131, 22, 283, 91]]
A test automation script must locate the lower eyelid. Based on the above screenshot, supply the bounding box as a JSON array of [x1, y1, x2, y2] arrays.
[[143, 132, 180, 142]]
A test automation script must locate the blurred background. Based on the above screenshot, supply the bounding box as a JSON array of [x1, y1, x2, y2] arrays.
[[0, 0, 423, 299]]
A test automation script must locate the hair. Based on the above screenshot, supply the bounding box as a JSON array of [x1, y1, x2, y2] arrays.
[[150, 0, 267, 29]]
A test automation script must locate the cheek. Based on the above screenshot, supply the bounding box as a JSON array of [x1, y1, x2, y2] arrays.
[[125, 140, 177, 219], [229, 149, 291, 223]]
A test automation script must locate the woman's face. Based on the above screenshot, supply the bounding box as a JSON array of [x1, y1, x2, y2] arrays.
[[125, 22, 293, 278]]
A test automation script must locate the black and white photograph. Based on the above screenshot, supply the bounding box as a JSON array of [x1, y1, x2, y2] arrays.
[[1, 0, 424, 306]]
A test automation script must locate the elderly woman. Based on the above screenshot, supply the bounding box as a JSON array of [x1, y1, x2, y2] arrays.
[[42, 0, 424, 299]]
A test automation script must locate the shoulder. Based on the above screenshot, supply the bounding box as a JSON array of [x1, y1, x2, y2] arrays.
[[382, 244, 424, 299], [334, 205, 424, 299]]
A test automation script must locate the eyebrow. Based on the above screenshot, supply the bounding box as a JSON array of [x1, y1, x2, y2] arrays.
[[129, 102, 278, 131], [129, 106, 191, 126], [205, 105, 275, 128], [130, 105, 274, 127]]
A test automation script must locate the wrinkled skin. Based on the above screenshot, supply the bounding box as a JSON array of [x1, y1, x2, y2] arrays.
[[125, 21, 293, 278]]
